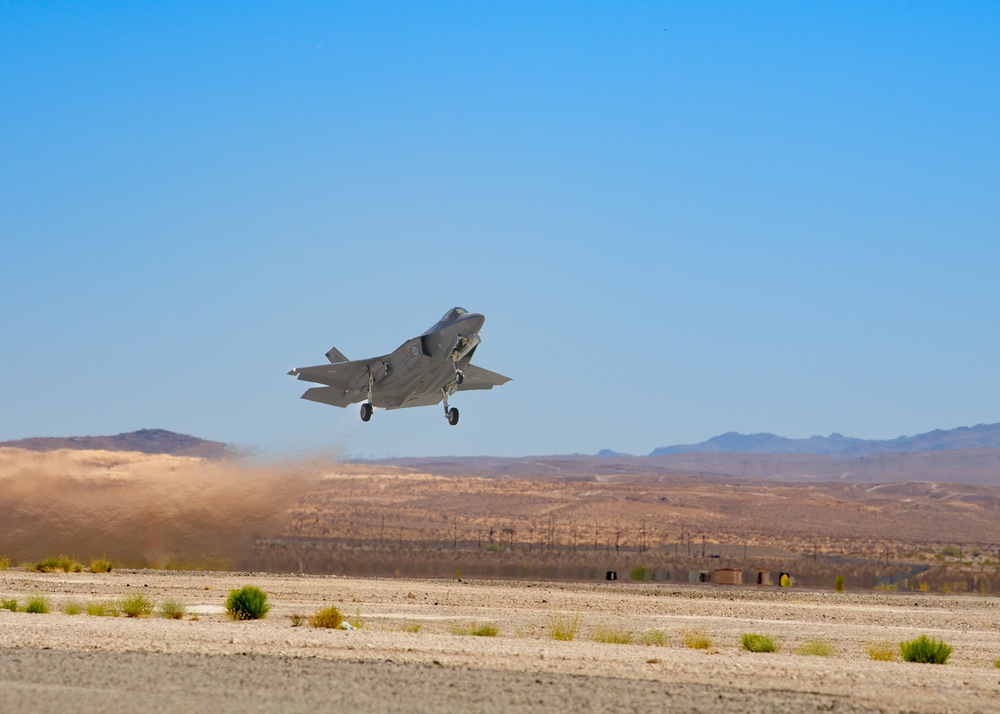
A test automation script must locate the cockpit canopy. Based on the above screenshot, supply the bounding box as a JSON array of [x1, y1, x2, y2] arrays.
[[440, 307, 468, 322]]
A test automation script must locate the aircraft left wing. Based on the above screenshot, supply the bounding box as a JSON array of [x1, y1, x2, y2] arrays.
[[288, 358, 377, 408], [457, 364, 512, 391]]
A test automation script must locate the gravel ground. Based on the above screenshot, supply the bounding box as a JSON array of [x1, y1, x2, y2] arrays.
[[2, 570, 999, 713]]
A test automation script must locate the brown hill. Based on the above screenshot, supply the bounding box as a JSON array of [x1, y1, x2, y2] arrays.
[[0, 428, 229, 459]]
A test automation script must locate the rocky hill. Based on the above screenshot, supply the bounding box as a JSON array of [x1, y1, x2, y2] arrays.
[[0, 428, 229, 458]]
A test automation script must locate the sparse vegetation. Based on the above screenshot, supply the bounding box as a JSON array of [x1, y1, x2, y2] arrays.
[[0, 555, 10, 571], [640, 629, 666, 646], [993, 658, 1000, 669], [2, 599, 18, 612], [34, 555, 83, 573], [121, 594, 153, 618], [834, 575, 844, 592], [779, 574, 791, 588], [630, 566, 654, 581], [89, 557, 113, 573], [865, 640, 897, 661], [63, 601, 84, 616], [308, 606, 343, 629], [937, 545, 961, 559], [900, 634, 952, 664], [741, 633, 779, 653], [682, 627, 713, 650], [450, 622, 499, 637], [796, 639, 834, 657], [86, 601, 120, 617], [592, 626, 633, 645], [289, 614, 305, 627], [225, 585, 270, 620], [401, 622, 422, 633], [158, 599, 186, 619], [874, 582, 897, 592], [24, 595, 50, 614], [548, 613, 580, 641], [347, 608, 365, 629]]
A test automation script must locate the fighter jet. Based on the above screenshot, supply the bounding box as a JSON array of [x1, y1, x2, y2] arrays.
[[288, 308, 510, 425]]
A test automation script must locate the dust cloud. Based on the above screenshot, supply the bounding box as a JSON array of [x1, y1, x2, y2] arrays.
[[0, 448, 332, 568]]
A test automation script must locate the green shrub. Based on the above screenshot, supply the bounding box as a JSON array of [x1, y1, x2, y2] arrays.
[[121, 594, 154, 618], [834, 575, 844, 592], [225, 586, 270, 620], [86, 601, 120, 617], [796, 639, 834, 657], [548, 613, 580, 641], [0, 555, 10, 571], [158, 600, 186, 620], [779, 574, 791, 588], [63, 601, 84, 616], [24, 595, 50, 614], [900, 635, 952, 664], [682, 627, 713, 650], [630, 566, 654, 582], [592, 626, 633, 644], [35, 555, 83, 573], [2, 599, 18, 612], [449, 621, 499, 637], [741, 633, 779, 653], [937, 545, 960, 559], [89, 557, 113, 573], [865, 640, 897, 661], [309, 606, 343, 629], [993, 659, 1000, 669], [640, 629, 666, 646]]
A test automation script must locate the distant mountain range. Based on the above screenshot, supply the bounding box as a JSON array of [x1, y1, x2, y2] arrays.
[[0, 428, 229, 459], [635, 423, 1000, 459]]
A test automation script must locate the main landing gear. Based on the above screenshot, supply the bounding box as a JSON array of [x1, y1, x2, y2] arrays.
[[360, 371, 374, 422], [441, 385, 460, 426]]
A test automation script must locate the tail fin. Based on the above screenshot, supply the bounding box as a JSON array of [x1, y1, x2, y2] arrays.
[[325, 347, 349, 364]]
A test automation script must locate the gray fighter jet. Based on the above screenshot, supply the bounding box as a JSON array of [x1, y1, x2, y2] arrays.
[[288, 308, 510, 425]]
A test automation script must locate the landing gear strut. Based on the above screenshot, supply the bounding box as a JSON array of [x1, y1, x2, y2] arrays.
[[360, 371, 374, 422], [442, 386, 460, 426]]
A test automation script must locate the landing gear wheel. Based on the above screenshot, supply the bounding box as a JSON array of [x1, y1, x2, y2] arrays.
[[360, 402, 373, 422], [455, 371, 464, 385], [446, 407, 459, 426]]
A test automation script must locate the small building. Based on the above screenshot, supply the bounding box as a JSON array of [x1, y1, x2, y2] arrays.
[[755, 569, 771, 586], [714, 568, 743, 585]]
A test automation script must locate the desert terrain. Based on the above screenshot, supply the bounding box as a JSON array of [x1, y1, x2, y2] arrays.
[[3, 445, 1000, 712], [2, 569, 1000, 713]]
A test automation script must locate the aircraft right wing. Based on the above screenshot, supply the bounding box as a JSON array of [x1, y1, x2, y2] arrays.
[[457, 364, 512, 391]]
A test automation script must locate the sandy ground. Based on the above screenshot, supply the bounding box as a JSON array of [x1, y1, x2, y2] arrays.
[[1, 570, 999, 713]]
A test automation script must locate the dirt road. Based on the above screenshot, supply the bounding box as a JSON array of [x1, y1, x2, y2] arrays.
[[2, 570, 998, 713]]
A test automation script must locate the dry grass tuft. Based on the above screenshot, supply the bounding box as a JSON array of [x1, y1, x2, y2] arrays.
[[401, 622, 422, 633], [62, 601, 84, 616], [641, 630, 667, 646], [121, 594, 154, 618], [864, 640, 897, 661], [158, 599, 186, 619], [796, 639, 834, 657], [592, 626, 633, 645], [34, 555, 83, 573], [682, 627, 714, 650], [89, 557, 113, 573], [548, 613, 580, 641], [741, 633, 779, 652], [24, 595, 50, 614]]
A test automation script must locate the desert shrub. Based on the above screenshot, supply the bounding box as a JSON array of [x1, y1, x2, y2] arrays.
[[779, 574, 791, 588], [89, 557, 113, 573], [592, 626, 633, 645], [0, 555, 10, 571], [348, 608, 365, 629], [63, 601, 84, 616], [121, 594, 154, 618], [24, 595, 50, 614], [35, 555, 83, 573], [796, 639, 834, 657], [865, 640, 897, 661], [641, 629, 666, 646], [308, 606, 343, 629], [158, 600, 186, 620], [834, 575, 844, 592], [225, 586, 270, 620], [549, 613, 580, 641], [741, 633, 779, 653], [86, 601, 120, 617], [682, 627, 713, 650], [630, 566, 654, 582], [993, 659, 1000, 669], [482, 542, 502, 553], [2, 599, 18, 612], [401, 622, 421, 633], [937, 545, 960, 559], [900, 635, 952, 664], [289, 614, 305, 627]]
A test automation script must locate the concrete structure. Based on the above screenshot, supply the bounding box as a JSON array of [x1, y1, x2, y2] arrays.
[[714, 568, 743, 585]]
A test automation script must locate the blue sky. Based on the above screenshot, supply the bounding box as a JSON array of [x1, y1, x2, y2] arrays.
[[2, 2, 998, 458]]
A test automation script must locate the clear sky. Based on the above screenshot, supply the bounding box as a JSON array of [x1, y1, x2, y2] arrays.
[[2, 2, 998, 458]]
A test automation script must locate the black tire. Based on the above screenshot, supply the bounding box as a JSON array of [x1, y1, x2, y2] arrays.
[[447, 407, 459, 426], [455, 371, 465, 385], [360, 402, 373, 422]]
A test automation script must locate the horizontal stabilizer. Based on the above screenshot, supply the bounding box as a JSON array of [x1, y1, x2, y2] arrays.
[[302, 386, 354, 408], [326, 346, 349, 364]]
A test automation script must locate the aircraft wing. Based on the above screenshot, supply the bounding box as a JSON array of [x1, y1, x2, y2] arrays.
[[288, 359, 371, 389], [457, 364, 512, 392]]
